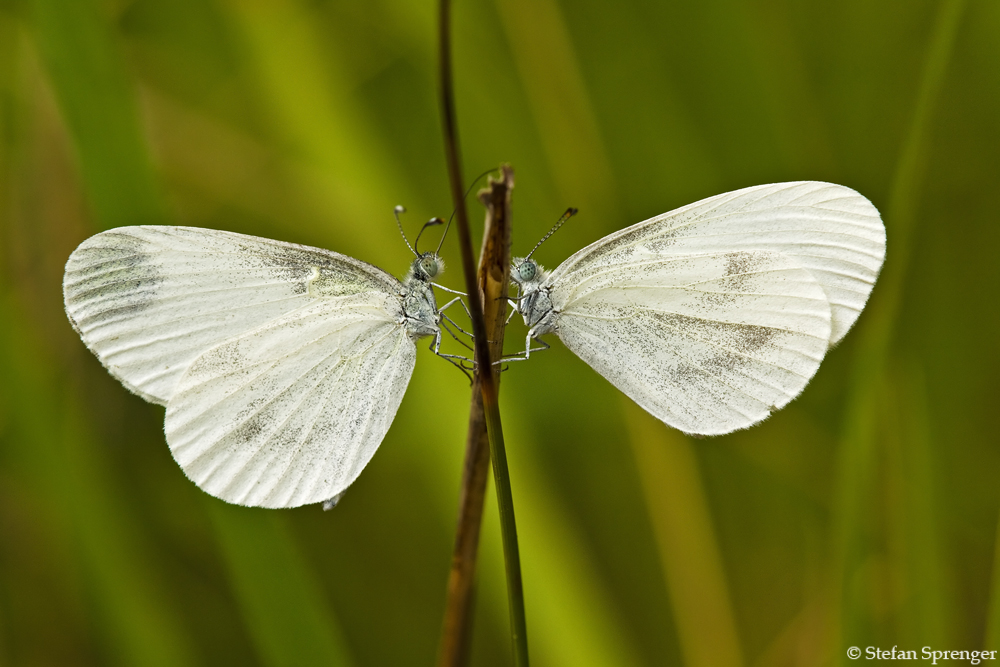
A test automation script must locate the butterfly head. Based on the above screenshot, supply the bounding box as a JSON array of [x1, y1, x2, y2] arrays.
[[411, 252, 445, 281], [511, 257, 546, 287]]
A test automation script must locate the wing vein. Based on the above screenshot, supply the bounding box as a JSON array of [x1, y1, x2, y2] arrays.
[[225, 348, 355, 504]]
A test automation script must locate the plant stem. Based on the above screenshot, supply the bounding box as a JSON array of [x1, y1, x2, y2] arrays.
[[437, 0, 528, 663], [439, 168, 515, 666]]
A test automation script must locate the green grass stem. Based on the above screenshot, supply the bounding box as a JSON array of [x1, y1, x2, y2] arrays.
[[830, 0, 966, 655], [438, 1, 528, 663]]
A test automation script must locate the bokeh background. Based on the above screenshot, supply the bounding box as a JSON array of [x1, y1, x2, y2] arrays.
[[1, 0, 998, 665]]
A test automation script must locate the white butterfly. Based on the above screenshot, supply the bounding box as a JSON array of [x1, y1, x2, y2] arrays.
[[509, 181, 886, 436], [63, 222, 463, 509]]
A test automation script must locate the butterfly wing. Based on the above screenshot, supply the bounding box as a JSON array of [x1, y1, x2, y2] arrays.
[[551, 181, 884, 346], [64, 226, 419, 507], [164, 295, 415, 508], [552, 250, 832, 435], [63, 226, 402, 405], [542, 181, 883, 435]]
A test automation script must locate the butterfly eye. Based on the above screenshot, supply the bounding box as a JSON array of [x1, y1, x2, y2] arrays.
[[419, 256, 440, 278], [517, 261, 537, 282]]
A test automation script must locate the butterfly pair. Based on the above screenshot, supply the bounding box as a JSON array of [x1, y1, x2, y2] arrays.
[[63, 181, 885, 509]]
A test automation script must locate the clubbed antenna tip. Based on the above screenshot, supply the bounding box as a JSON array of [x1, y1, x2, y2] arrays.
[[525, 207, 578, 260], [394, 206, 418, 257]]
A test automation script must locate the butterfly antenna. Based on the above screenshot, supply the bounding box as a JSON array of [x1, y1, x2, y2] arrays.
[[394, 205, 418, 257], [524, 207, 578, 260], [436, 167, 499, 255], [415, 217, 445, 255]]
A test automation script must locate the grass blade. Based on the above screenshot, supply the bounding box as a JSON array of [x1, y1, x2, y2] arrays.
[[0, 295, 199, 667], [207, 504, 354, 667], [28, 0, 167, 227], [626, 402, 744, 667], [829, 0, 966, 654]]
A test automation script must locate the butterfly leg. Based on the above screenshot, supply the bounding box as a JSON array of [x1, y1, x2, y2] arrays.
[[440, 317, 474, 351], [438, 295, 464, 313], [441, 313, 473, 338], [493, 335, 549, 365], [438, 297, 473, 328], [438, 299, 474, 341], [436, 296, 474, 345], [431, 324, 474, 364], [432, 282, 467, 296], [504, 284, 524, 324], [523, 334, 549, 359], [444, 297, 477, 335], [531, 336, 549, 356], [450, 294, 516, 340], [428, 333, 474, 383], [504, 303, 519, 325]]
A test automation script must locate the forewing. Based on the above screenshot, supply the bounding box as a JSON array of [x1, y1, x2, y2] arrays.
[[164, 295, 416, 508], [555, 251, 832, 435], [63, 226, 401, 405], [551, 182, 884, 345]]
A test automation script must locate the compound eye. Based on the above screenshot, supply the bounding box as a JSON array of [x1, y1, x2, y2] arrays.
[[517, 261, 537, 282], [420, 256, 440, 278]]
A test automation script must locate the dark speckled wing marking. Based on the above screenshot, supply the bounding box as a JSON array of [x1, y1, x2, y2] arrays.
[[63, 226, 402, 405]]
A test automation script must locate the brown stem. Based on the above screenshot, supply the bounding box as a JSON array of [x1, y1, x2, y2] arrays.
[[438, 0, 527, 660], [438, 167, 514, 667]]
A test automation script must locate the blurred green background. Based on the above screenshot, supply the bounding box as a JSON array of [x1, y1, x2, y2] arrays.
[[1, 0, 998, 665]]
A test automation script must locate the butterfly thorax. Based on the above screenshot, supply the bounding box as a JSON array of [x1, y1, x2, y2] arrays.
[[400, 254, 442, 340], [511, 258, 557, 335], [520, 286, 557, 336]]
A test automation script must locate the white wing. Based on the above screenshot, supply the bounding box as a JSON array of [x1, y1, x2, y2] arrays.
[[164, 295, 415, 508], [553, 250, 832, 435], [63, 226, 402, 405], [551, 182, 884, 345]]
